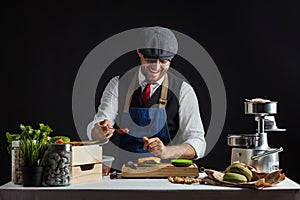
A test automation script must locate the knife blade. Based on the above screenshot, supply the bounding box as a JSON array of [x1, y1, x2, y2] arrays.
[[125, 161, 137, 169]]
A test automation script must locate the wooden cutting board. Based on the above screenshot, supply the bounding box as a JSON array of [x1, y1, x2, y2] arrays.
[[120, 163, 199, 178]]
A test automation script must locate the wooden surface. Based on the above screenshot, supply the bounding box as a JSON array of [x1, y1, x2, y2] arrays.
[[72, 163, 102, 184], [120, 163, 199, 178]]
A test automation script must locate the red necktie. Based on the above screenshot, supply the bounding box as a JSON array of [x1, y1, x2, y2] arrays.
[[142, 83, 152, 104]]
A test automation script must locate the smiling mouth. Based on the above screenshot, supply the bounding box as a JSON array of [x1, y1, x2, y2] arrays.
[[149, 68, 160, 73]]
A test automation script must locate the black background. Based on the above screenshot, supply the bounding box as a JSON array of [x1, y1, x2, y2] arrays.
[[1, 1, 299, 185]]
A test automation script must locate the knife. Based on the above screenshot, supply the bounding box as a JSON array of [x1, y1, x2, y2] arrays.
[[125, 161, 137, 169]]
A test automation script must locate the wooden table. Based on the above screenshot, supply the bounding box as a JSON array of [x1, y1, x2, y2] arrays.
[[1, 174, 299, 200]]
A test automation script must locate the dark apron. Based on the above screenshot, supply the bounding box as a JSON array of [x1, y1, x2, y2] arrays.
[[118, 72, 171, 160]]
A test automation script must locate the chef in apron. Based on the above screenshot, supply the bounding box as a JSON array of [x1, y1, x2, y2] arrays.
[[88, 26, 206, 171]]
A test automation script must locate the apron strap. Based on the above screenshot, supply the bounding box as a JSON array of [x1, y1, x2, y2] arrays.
[[159, 73, 168, 109], [123, 71, 169, 112]]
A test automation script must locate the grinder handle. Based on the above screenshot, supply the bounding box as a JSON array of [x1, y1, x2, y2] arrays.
[[251, 147, 283, 160]]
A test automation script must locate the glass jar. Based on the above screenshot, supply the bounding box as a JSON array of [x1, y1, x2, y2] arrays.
[[11, 140, 23, 185], [42, 143, 72, 186]]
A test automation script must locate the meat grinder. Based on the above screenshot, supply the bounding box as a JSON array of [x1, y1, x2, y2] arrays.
[[227, 98, 286, 172]]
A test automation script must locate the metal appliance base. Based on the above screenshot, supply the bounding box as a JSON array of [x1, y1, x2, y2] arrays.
[[231, 148, 280, 173]]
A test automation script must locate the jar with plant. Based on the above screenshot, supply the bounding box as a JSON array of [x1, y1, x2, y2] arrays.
[[6, 123, 53, 186]]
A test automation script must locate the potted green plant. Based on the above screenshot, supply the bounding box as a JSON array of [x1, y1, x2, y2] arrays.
[[6, 123, 53, 186], [19, 138, 45, 186]]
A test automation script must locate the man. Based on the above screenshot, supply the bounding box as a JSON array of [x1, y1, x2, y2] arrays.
[[87, 26, 206, 169]]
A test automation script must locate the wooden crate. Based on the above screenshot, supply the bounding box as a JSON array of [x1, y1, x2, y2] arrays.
[[72, 163, 102, 184]]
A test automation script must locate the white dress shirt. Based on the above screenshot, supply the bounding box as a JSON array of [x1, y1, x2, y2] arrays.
[[87, 68, 206, 159]]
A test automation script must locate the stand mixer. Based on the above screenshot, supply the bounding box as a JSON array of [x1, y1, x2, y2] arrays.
[[227, 98, 286, 172]]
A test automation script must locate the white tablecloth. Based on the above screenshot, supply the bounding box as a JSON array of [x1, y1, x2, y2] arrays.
[[1, 174, 299, 200]]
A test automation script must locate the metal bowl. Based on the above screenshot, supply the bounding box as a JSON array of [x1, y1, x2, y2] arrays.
[[227, 134, 260, 148], [244, 99, 277, 115]]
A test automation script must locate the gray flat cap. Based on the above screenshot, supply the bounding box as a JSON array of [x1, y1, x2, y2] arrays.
[[138, 26, 178, 61]]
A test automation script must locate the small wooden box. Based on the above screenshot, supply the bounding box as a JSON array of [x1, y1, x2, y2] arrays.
[[71, 145, 103, 184], [72, 163, 102, 184]]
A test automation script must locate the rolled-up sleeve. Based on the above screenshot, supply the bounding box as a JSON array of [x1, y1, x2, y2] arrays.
[[178, 82, 206, 160]]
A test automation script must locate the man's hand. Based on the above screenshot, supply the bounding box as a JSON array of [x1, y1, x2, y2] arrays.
[[91, 119, 114, 142], [143, 137, 169, 159], [143, 136, 196, 160]]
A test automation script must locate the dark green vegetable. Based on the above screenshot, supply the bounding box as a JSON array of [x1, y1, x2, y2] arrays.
[[171, 159, 193, 167]]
